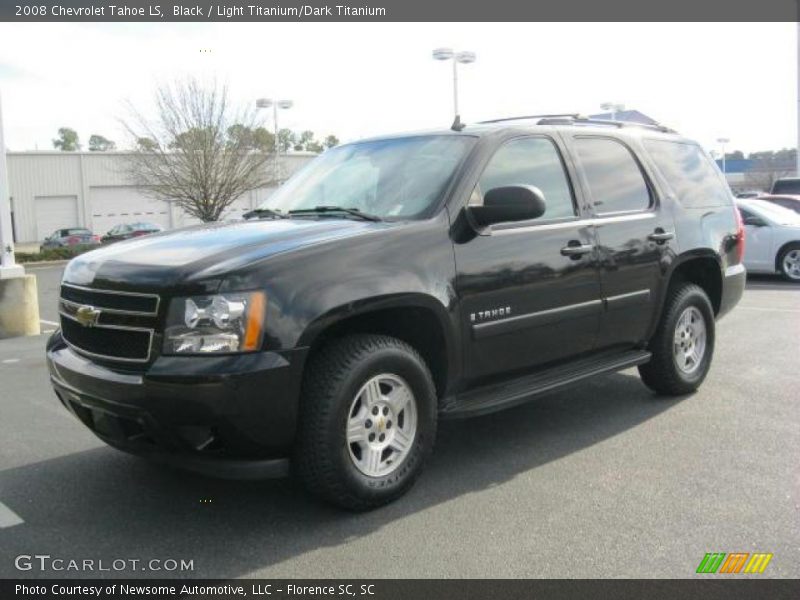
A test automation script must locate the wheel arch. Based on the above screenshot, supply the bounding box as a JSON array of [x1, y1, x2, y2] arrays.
[[664, 252, 723, 315], [297, 294, 457, 400], [774, 240, 800, 273]]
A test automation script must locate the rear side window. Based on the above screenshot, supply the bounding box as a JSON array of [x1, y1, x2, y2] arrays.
[[574, 138, 651, 214], [643, 139, 731, 208], [475, 137, 575, 220]]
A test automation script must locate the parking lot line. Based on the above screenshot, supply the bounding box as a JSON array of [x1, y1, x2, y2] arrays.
[[39, 319, 59, 327], [0, 501, 24, 528]]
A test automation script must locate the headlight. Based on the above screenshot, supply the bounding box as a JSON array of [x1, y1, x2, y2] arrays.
[[164, 291, 266, 354]]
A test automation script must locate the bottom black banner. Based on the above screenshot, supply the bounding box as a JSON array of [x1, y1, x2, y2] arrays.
[[2, 579, 799, 600]]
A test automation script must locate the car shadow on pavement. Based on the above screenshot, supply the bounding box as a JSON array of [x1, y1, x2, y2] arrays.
[[745, 273, 800, 290], [0, 372, 682, 579]]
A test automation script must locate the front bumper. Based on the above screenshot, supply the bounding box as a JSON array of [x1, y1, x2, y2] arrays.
[[47, 332, 307, 479]]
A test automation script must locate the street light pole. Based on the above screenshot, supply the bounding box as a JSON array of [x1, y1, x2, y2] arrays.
[[797, 10, 800, 176], [0, 90, 23, 279], [717, 137, 730, 175], [256, 98, 293, 186], [433, 48, 476, 127], [601, 102, 625, 121]]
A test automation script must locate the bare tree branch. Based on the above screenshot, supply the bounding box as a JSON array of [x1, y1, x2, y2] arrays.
[[121, 78, 273, 222]]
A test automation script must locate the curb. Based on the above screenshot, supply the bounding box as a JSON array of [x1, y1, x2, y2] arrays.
[[20, 260, 70, 268]]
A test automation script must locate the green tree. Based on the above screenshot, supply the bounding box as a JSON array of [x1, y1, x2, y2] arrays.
[[88, 134, 116, 152], [277, 128, 296, 153], [324, 135, 340, 149], [226, 124, 275, 152], [53, 127, 80, 151], [136, 137, 158, 151], [294, 130, 315, 151]]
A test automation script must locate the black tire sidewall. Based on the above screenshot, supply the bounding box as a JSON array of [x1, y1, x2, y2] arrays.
[[664, 286, 715, 387], [778, 244, 800, 282], [326, 344, 436, 503]]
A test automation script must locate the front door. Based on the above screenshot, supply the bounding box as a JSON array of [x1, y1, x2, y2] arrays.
[[453, 135, 602, 385]]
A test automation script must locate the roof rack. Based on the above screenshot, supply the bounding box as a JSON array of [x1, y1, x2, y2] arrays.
[[477, 114, 676, 134], [537, 115, 675, 133], [477, 113, 582, 124]]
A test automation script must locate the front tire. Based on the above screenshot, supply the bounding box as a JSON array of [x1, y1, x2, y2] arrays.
[[294, 334, 437, 510], [778, 243, 800, 282], [638, 283, 715, 396]]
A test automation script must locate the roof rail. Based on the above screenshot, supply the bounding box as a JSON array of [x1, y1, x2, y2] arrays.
[[537, 115, 676, 133], [477, 113, 583, 124], [476, 113, 676, 133]]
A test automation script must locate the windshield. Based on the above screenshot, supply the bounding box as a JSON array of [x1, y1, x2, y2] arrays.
[[258, 135, 476, 219], [744, 200, 800, 225]]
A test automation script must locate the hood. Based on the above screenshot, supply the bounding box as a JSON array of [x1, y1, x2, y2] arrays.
[[63, 218, 392, 290]]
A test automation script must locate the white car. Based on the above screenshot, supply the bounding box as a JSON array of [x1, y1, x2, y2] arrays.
[[736, 199, 800, 282]]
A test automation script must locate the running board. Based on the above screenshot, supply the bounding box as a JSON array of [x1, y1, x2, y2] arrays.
[[441, 350, 651, 419]]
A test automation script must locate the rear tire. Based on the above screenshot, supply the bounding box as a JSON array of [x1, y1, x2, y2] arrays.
[[778, 243, 800, 282], [638, 283, 715, 396], [294, 334, 437, 510]]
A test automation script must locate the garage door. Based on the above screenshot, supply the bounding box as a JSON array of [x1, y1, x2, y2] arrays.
[[89, 186, 171, 236], [35, 195, 79, 241]]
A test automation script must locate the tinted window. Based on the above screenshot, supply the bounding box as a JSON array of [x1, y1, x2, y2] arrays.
[[475, 137, 575, 220], [574, 138, 651, 214], [643, 139, 731, 208], [772, 179, 800, 194]]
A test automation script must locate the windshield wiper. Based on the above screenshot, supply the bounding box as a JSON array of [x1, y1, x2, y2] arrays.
[[288, 206, 383, 222], [243, 207, 287, 220]]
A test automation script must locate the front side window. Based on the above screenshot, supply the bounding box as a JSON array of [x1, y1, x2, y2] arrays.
[[643, 139, 731, 208], [574, 137, 651, 214], [259, 135, 476, 219], [472, 137, 575, 220]]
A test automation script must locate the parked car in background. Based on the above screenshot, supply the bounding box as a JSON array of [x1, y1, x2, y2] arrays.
[[102, 222, 164, 244], [756, 194, 800, 215], [40, 228, 101, 252], [736, 199, 800, 281], [771, 177, 800, 195], [735, 190, 763, 199]]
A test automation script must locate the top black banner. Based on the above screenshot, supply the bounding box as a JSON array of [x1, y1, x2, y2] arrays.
[[0, 0, 799, 22]]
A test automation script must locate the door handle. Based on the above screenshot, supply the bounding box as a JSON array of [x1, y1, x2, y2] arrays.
[[648, 229, 674, 243], [560, 242, 594, 258]]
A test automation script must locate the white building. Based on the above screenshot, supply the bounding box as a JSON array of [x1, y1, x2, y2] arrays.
[[6, 152, 316, 243]]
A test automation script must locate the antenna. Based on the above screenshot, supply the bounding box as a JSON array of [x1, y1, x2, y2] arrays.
[[451, 115, 466, 132]]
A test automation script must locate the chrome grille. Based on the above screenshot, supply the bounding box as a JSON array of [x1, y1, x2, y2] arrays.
[[59, 284, 160, 363]]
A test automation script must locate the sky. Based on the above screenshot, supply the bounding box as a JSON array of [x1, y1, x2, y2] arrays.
[[0, 22, 796, 155]]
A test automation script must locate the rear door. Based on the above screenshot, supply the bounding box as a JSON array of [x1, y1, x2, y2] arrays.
[[453, 135, 602, 384], [564, 135, 675, 350]]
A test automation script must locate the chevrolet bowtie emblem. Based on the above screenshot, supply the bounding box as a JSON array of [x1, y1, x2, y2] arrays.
[[75, 305, 101, 328]]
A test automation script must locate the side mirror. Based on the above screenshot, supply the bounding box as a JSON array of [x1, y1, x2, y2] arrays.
[[467, 185, 547, 228]]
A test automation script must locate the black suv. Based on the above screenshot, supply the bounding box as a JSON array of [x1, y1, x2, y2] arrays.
[[47, 115, 745, 510]]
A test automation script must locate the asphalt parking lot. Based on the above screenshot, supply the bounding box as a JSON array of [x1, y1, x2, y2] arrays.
[[0, 265, 798, 579]]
